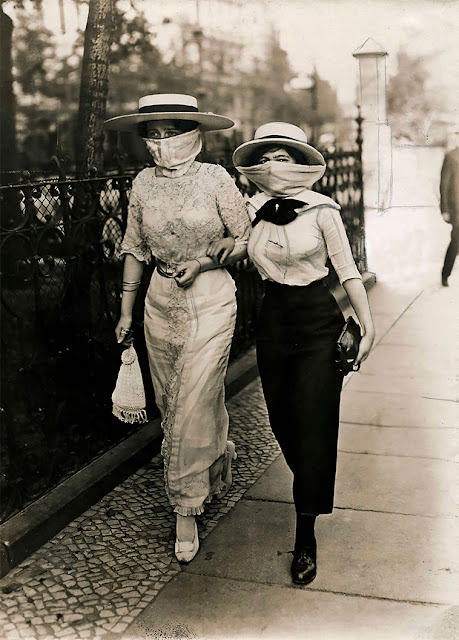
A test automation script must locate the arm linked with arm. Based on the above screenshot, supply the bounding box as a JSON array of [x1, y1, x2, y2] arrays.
[[205, 168, 251, 269], [175, 168, 250, 288]]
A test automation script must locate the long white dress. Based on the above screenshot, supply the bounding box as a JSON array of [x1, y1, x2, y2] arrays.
[[120, 162, 250, 515]]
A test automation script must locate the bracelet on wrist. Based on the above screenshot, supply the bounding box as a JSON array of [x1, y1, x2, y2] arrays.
[[195, 258, 202, 272]]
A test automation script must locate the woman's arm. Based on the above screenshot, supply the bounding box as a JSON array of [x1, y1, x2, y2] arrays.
[[175, 167, 251, 288], [174, 243, 248, 289], [115, 175, 151, 341], [342, 278, 375, 366], [115, 254, 145, 343], [317, 206, 375, 366]]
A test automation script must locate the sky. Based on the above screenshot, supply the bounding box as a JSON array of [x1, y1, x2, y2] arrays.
[[35, 0, 459, 116], [272, 0, 459, 110]]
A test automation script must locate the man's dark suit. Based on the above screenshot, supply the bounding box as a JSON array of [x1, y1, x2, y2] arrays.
[[440, 147, 459, 284]]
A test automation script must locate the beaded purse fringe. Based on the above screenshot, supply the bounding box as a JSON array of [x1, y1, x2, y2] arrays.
[[112, 345, 148, 424]]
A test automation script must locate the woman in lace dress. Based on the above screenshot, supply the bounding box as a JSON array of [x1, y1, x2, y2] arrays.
[[234, 123, 375, 586], [105, 94, 250, 564]]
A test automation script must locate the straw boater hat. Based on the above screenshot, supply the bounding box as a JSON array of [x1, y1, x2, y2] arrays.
[[232, 122, 325, 167], [104, 93, 234, 132]]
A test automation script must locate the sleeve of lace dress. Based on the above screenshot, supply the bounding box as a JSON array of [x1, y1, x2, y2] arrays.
[[215, 166, 251, 249], [119, 180, 151, 263]]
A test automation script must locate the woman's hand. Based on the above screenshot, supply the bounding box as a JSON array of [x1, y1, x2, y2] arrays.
[[354, 330, 375, 368], [207, 237, 235, 264], [115, 314, 133, 344], [174, 260, 201, 289], [342, 279, 375, 370]]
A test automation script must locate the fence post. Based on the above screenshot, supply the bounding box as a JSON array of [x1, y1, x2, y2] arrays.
[[355, 107, 368, 272], [353, 38, 392, 212], [52, 127, 72, 239]]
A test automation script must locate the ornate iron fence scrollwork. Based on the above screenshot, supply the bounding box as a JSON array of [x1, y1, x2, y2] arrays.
[[0, 172, 152, 523], [0, 124, 365, 523]]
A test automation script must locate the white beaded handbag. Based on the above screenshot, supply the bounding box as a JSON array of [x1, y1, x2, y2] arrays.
[[112, 345, 148, 424]]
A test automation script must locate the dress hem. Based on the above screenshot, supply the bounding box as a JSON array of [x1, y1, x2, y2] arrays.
[[172, 479, 228, 516]]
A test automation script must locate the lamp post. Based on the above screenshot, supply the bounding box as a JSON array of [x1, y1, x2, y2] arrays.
[[289, 72, 319, 144]]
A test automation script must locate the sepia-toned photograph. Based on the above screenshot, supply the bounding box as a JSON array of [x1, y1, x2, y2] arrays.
[[0, 1, 458, 639]]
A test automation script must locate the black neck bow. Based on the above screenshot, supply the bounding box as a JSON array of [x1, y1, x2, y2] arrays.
[[252, 198, 306, 227]]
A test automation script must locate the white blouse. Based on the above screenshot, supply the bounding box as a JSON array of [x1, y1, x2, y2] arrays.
[[247, 189, 362, 286]]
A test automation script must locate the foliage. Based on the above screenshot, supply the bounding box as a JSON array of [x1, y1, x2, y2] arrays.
[[107, 8, 164, 112], [6, 1, 345, 171], [387, 49, 441, 144], [10, 5, 81, 168]]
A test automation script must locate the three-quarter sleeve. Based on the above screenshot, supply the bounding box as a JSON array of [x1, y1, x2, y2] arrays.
[[119, 181, 151, 263], [317, 207, 361, 284], [215, 166, 251, 249]]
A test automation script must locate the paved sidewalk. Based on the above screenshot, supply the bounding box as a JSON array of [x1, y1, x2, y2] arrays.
[[123, 205, 459, 640], [1, 206, 458, 640], [122, 270, 458, 640], [0, 372, 281, 640]]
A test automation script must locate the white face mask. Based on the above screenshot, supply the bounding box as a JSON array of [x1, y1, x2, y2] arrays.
[[236, 160, 326, 197], [143, 128, 202, 177]]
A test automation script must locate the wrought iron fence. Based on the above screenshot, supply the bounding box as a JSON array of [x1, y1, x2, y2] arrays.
[[0, 122, 364, 523]]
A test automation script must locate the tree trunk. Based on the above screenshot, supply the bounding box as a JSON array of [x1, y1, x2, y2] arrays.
[[0, 6, 17, 176], [75, 0, 114, 176]]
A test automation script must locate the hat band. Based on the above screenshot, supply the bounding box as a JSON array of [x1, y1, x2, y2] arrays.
[[257, 134, 303, 142], [139, 104, 199, 114]]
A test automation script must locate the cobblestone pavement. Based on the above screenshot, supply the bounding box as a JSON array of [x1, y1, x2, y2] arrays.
[[0, 380, 280, 640]]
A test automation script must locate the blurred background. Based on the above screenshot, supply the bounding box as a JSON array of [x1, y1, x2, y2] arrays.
[[1, 0, 457, 177]]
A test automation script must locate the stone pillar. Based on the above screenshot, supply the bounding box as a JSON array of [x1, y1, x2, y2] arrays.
[[353, 38, 392, 211]]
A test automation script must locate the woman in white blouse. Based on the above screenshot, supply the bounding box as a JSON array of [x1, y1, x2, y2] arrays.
[[105, 94, 250, 564], [233, 122, 375, 586]]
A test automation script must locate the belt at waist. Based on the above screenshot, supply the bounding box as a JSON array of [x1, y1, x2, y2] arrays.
[[156, 259, 181, 278], [265, 277, 326, 291]]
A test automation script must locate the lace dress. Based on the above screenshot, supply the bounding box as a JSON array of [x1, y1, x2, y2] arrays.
[[120, 162, 250, 515]]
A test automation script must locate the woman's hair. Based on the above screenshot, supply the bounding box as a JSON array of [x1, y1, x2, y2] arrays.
[[248, 144, 308, 166], [137, 119, 199, 138]]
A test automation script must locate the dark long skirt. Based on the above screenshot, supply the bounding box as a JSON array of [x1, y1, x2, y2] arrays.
[[256, 278, 345, 514]]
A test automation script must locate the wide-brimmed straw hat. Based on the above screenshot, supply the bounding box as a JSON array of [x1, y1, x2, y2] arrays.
[[233, 122, 325, 167], [104, 94, 234, 132]]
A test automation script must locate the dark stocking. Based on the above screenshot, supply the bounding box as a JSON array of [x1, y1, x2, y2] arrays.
[[295, 513, 317, 552]]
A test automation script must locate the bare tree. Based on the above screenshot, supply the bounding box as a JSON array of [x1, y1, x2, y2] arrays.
[[75, 0, 114, 176]]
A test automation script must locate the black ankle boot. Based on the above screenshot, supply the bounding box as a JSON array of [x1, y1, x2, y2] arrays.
[[291, 513, 317, 585], [291, 542, 317, 585]]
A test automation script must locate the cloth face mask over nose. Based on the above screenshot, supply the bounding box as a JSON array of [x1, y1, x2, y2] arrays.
[[236, 160, 326, 197], [143, 128, 202, 178]]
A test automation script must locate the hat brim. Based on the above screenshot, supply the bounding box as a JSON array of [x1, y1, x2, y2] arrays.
[[104, 112, 234, 132], [232, 137, 325, 167]]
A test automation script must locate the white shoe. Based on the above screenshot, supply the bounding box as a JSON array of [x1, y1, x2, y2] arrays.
[[216, 440, 237, 499], [175, 520, 199, 564]]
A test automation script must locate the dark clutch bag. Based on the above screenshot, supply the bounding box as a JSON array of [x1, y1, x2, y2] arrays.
[[336, 317, 362, 375]]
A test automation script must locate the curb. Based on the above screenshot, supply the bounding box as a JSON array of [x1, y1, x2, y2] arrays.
[[0, 272, 375, 578], [0, 347, 260, 579]]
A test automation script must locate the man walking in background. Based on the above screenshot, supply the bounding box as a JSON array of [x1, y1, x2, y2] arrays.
[[440, 125, 459, 286]]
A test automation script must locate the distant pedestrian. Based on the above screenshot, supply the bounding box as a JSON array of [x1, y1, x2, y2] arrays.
[[233, 122, 375, 586], [105, 94, 250, 564], [440, 126, 459, 286]]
